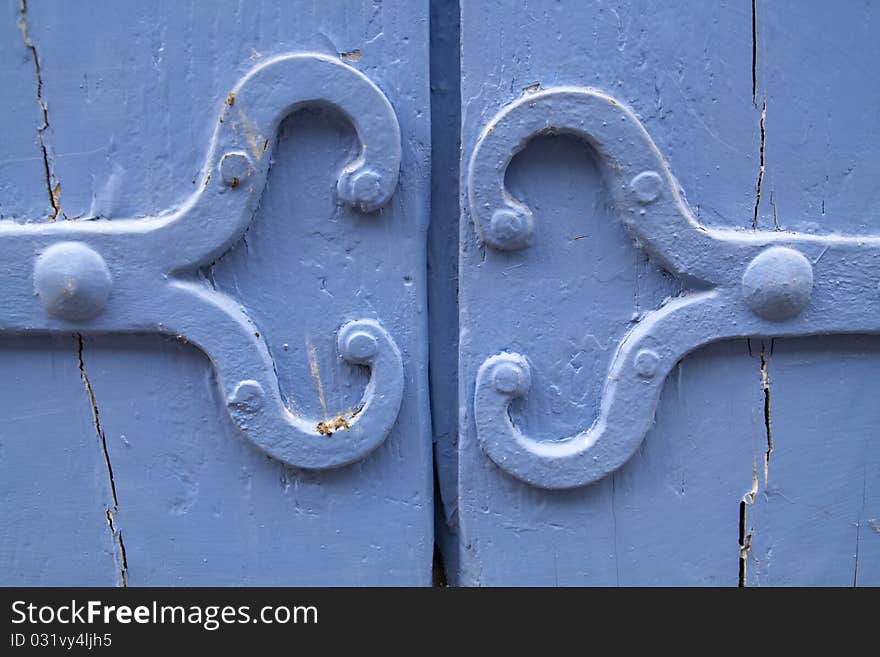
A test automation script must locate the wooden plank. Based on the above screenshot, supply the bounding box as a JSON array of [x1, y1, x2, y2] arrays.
[[453, 0, 879, 586], [0, 336, 118, 585], [0, 0, 433, 585], [741, 1, 880, 586], [746, 337, 880, 586]]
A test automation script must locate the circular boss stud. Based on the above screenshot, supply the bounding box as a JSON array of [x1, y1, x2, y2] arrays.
[[34, 242, 113, 321]]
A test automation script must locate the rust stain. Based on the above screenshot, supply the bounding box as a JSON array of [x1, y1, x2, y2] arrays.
[[305, 335, 363, 437], [225, 91, 236, 107], [305, 336, 329, 421], [522, 82, 541, 95], [340, 49, 362, 62], [316, 408, 361, 437]]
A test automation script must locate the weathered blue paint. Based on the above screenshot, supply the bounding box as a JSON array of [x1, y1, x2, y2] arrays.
[[468, 86, 880, 490], [3, 51, 407, 470], [1, 0, 432, 585], [449, 0, 879, 585]]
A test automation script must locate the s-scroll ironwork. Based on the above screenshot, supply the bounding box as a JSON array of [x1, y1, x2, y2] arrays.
[[468, 87, 880, 489], [2, 53, 405, 470]]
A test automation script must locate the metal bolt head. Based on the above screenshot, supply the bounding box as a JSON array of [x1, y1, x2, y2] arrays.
[[352, 170, 383, 207], [491, 360, 530, 396], [634, 349, 661, 378], [338, 168, 387, 212], [344, 330, 379, 363], [220, 152, 252, 188], [487, 208, 534, 251], [34, 242, 112, 321], [338, 320, 384, 365], [630, 170, 664, 205], [741, 247, 813, 321]]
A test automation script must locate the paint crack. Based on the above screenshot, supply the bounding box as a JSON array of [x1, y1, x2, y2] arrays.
[[854, 468, 866, 587], [738, 459, 758, 587], [77, 334, 127, 586], [752, 99, 767, 229], [760, 341, 774, 486], [18, 0, 63, 221]]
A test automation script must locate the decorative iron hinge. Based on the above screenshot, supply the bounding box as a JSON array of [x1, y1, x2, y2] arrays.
[[468, 87, 880, 489], [3, 54, 405, 470]]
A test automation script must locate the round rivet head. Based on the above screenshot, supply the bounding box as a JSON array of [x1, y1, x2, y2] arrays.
[[338, 320, 384, 365], [351, 170, 383, 207], [337, 168, 387, 213], [491, 360, 530, 396], [486, 208, 534, 251], [741, 247, 813, 321], [219, 152, 252, 188], [630, 171, 664, 204], [634, 349, 660, 378], [343, 331, 379, 363], [34, 242, 112, 321]]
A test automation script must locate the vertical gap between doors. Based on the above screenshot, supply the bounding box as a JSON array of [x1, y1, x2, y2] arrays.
[[427, 0, 461, 587]]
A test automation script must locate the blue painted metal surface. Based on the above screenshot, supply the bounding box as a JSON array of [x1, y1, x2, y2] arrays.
[[4, 52, 406, 470], [1, 0, 432, 585], [468, 87, 879, 490]]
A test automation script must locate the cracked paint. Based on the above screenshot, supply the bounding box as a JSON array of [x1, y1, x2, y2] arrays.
[[738, 459, 758, 587], [854, 468, 867, 587], [77, 334, 127, 587], [752, 99, 767, 230], [739, 340, 775, 586], [17, 0, 62, 221], [760, 341, 774, 486]]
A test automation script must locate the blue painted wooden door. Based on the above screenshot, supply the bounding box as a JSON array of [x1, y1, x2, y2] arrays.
[[441, 0, 880, 586], [2, 0, 878, 588], [0, 0, 432, 585]]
